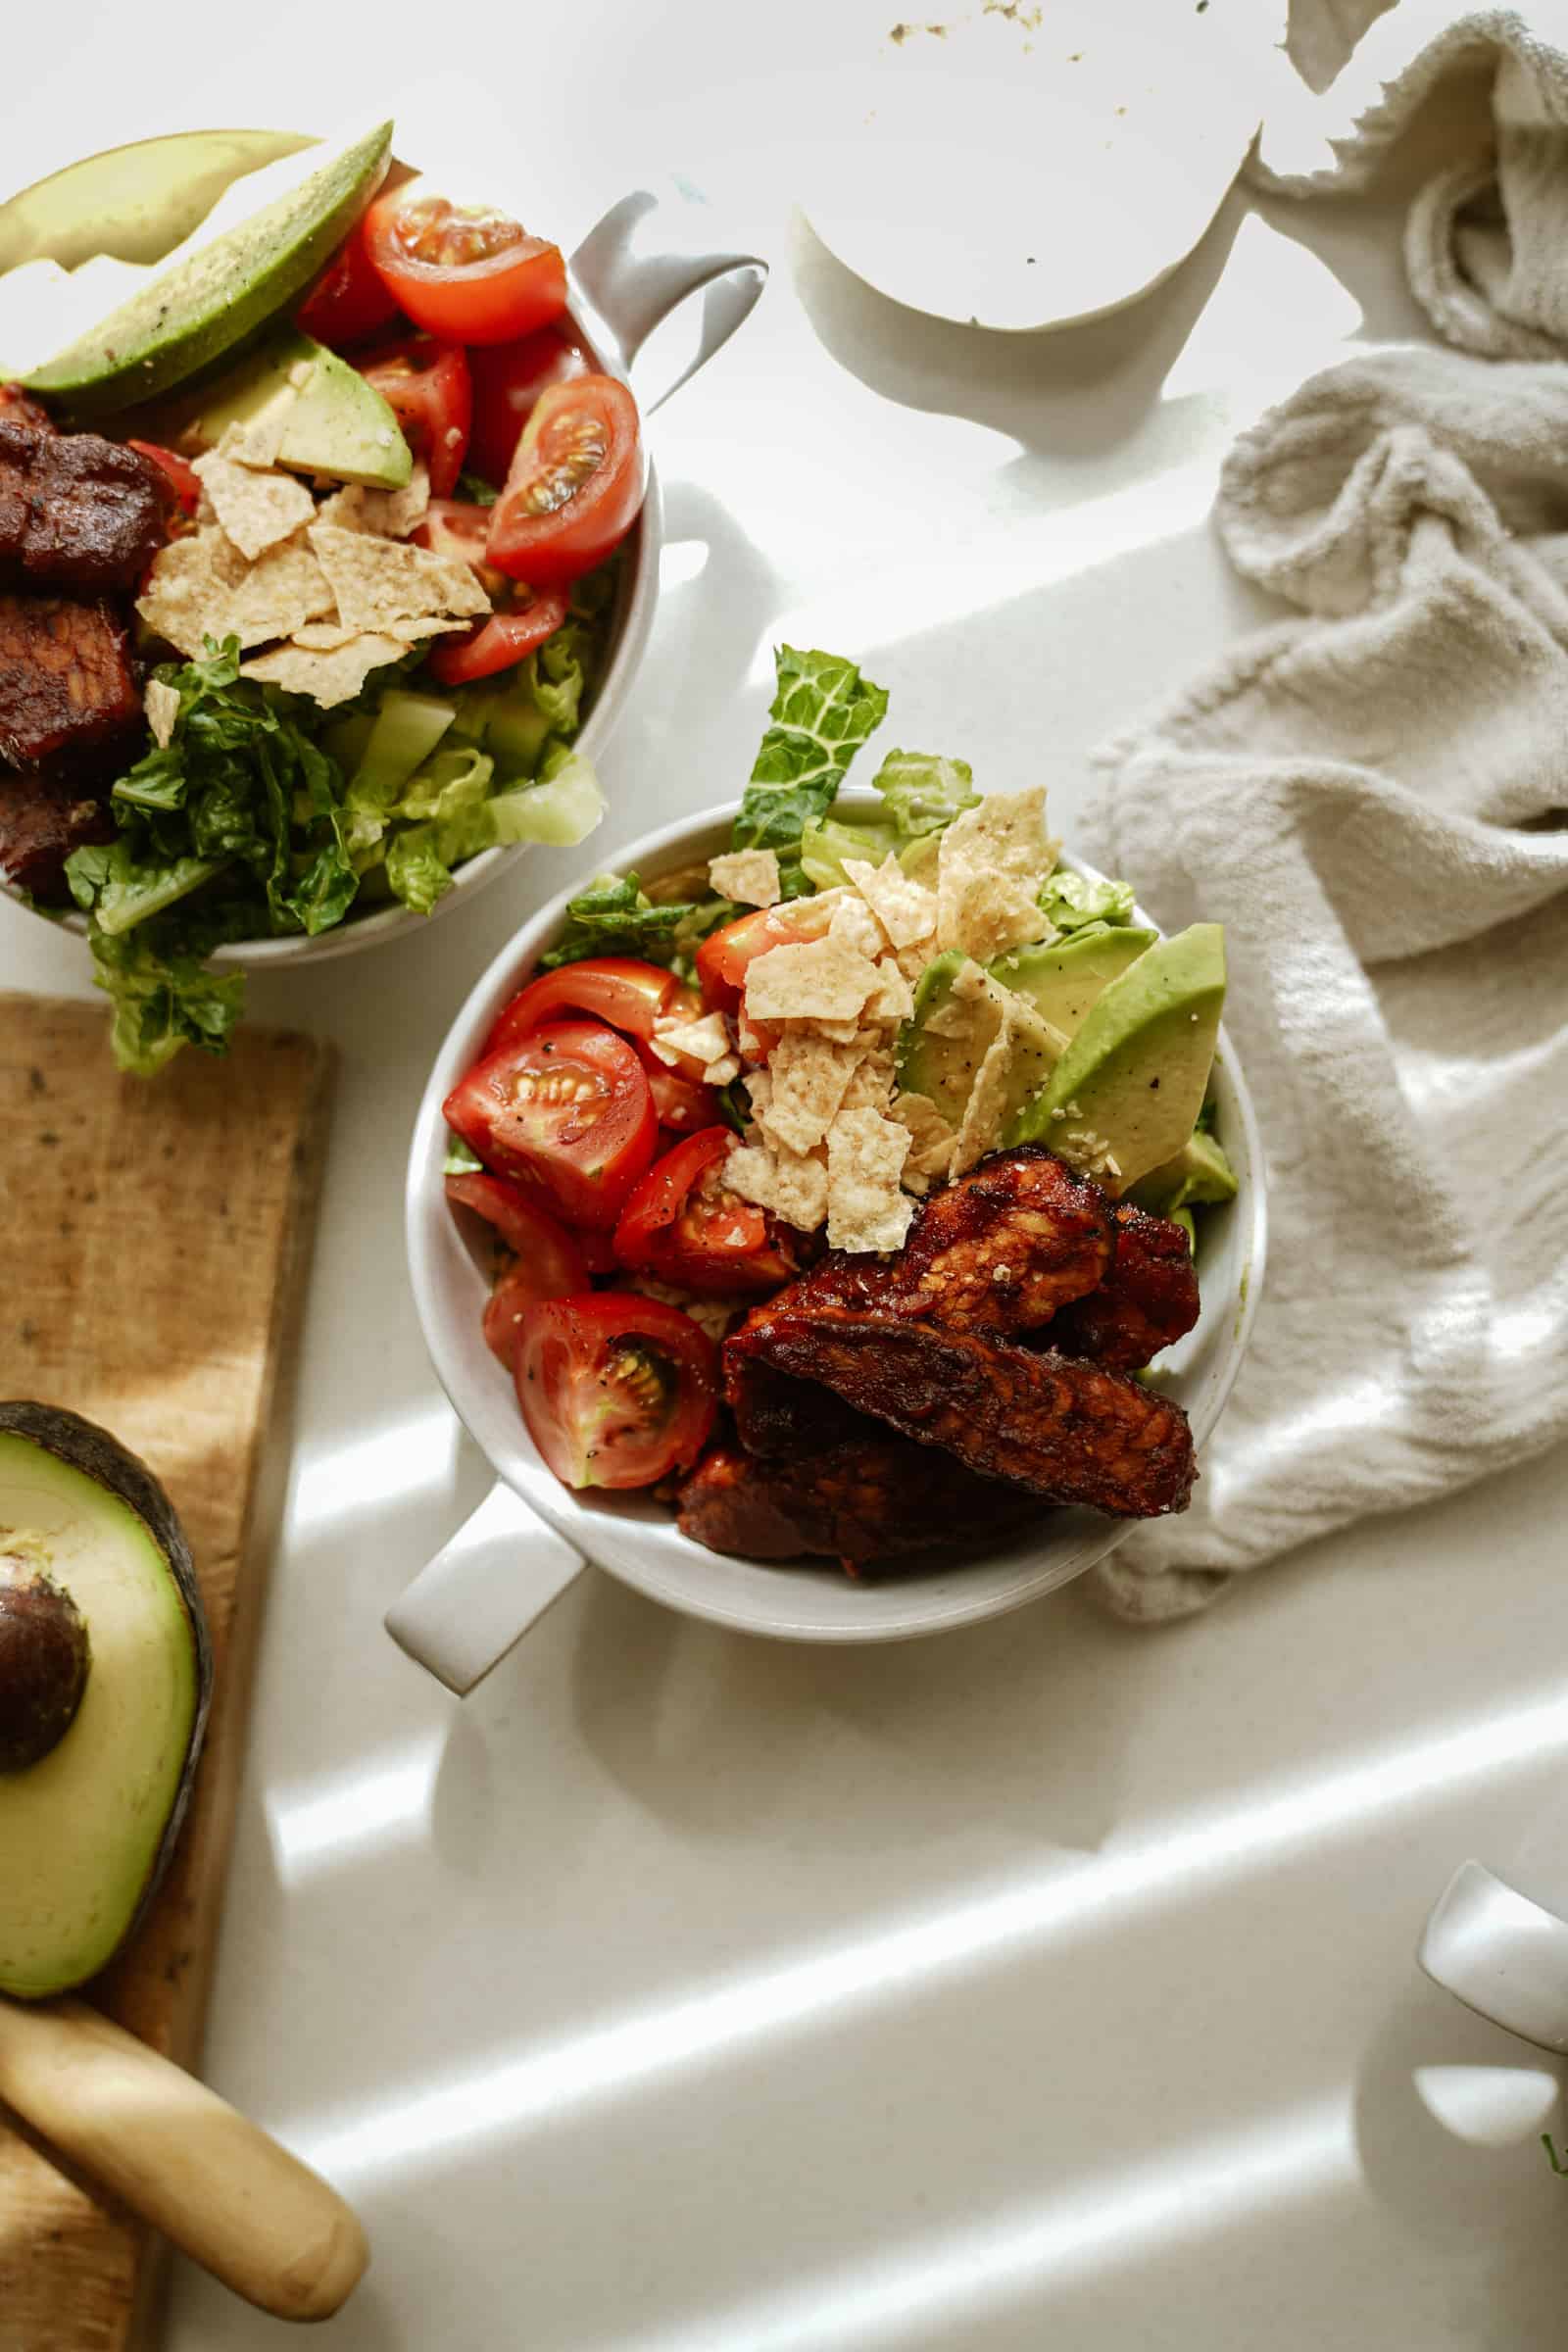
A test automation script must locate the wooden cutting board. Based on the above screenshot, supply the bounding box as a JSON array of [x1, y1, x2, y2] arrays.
[[0, 996, 332, 2352]]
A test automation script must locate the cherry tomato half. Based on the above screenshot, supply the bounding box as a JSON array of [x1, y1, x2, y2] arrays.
[[515, 1294, 717, 1489], [612, 1128, 795, 1297], [426, 593, 569, 686], [124, 439, 200, 515], [357, 337, 471, 497], [296, 212, 401, 348], [443, 1019, 656, 1230], [469, 323, 593, 486], [486, 376, 644, 587], [639, 1051, 721, 1135], [365, 185, 567, 346], [484, 959, 677, 1057], [695, 905, 823, 1014]]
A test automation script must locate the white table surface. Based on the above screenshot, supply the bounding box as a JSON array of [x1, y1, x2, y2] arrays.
[[7, 8, 1568, 2346]]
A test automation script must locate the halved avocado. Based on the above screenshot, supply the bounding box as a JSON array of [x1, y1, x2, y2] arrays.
[[0, 1402, 209, 2001], [21, 121, 392, 417]]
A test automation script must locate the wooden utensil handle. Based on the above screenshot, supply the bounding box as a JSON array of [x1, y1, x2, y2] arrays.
[[0, 1996, 368, 2323]]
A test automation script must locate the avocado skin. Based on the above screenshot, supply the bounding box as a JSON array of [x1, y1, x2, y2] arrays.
[[0, 1401, 210, 1994], [23, 122, 393, 418]]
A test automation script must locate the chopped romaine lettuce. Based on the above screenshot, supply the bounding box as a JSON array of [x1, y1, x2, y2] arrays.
[[1038, 868, 1137, 932], [869, 748, 977, 841], [800, 813, 900, 891], [539, 868, 694, 970], [445, 1130, 484, 1172], [733, 647, 890, 864]]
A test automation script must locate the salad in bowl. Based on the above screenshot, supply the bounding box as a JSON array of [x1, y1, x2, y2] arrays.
[[423, 646, 1257, 1595]]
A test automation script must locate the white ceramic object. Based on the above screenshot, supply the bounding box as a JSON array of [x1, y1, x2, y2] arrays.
[[5, 138, 765, 971], [1420, 1862, 1568, 2056], [390, 793, 1267, 1685], [796, 0, 1286, 331]]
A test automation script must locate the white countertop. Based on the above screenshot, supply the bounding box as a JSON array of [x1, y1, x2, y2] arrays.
[[7, 8, 1568, 2345]]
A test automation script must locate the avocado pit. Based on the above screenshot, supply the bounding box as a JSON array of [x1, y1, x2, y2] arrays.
[[0, 1545, 90, 1771]]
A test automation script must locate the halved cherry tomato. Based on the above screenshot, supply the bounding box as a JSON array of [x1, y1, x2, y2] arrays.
[[413, 498, 496, 571], [445, 1170, 587, 1267], [639, 1051, 721, 1135], [365, 185, 567, 345], [357, 337, 471, 497], [612, 1129, 796, 1296], [427, 593, 569, 686], [296, 212, 401, 348], [469, 324, 593, 486], [443, 1019, 656, 1230], [695, 904, 823, 1013], [125, 439, 200, 514], [486, 376, 644, 587], [485, 959, 676, 1057], [515, 1294, 717, 1489]]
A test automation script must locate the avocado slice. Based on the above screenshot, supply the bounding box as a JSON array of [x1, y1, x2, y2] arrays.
[[1127, 1125, 1238, 1217], [0, 1403, 209, 2001], [897, 951, 1004, 1126], [184, 325, 411, 489], [22, 121, 392, 417], [1011, 923, 1226, 1190], [989, 924, 1156, 1040]]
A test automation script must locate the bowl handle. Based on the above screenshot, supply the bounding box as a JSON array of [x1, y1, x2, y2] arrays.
[[571, 185, 767, 414], [384, 1480, 585, 1696]]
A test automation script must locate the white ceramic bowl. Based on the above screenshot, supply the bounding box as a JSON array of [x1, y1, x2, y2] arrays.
[[392, 795, 1268, 1685], [0, 130, 764, 969]]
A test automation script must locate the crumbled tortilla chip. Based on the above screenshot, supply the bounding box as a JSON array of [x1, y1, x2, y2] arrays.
[[143, 677, 180, 749], [649, 1010, 732, 1072], [224, 531, 336, 647], [240, 632, 406, 707], [828, 892, 886, 962], [708, 848, 780, 906], [842, 1047, 896, 1113], [805, 1015, 865, 1047], [843, 855, 938, 950], [316, 464, 431, 539], [826, 1110, 913, 1252], [936, 787, 1057, 963], [745, 932, 882, 1026], [724, 1138, 830, 1232], [135, 526, 249, 658], [308, 521, 488, 632], [865, 957, 915, 1024], [216, 406, 291, 468], [755, 1032, 865, 1155], [191, 450, 314, 561], [891, 1088, 957, 1188]]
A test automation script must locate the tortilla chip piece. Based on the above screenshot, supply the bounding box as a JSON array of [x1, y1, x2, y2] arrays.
[[135, 526, 249, 658], [865, 956, 914, 1024], [308, 521, 489, 632], [936, 787, 1057, 963], [890, 1088, 957, 1188], [143, 677, 180, 749], [828, 892, 886, 962], [756, 1032, 865, 1155], [826, 1110, 913, 1252], [191, 451, 314, 561], [649, 1010, 734, 1079], [841, 1047, 896, 1113], [950, 987, 1061, 1177], [316, 464, 432, 539], [708, 848, 780, 906], [240, 632, 406, 708], [223, 531, 337, 648], [216, 407, 292, 468], [724, 1138, 830, 1233], [843, 855, 938, 950], [745, 933, 882, 1026]]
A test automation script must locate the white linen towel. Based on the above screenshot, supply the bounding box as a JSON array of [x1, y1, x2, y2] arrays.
[[1084, 338, 1568, 1621]]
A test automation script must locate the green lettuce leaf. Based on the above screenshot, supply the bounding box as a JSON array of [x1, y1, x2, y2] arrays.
[[1039, 868, 1136, 931], [84, 912, 251, 1078], [799, 813, 900, 892], [870, 748, 977, 841], [538, 870, 693, 970], [380, 750, 605, 914], [733, 647, 889, 859]]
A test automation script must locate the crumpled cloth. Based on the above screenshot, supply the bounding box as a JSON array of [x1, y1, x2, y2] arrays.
[[1084, 339, 1568, 1622], [1254, 3, 1568, 359]]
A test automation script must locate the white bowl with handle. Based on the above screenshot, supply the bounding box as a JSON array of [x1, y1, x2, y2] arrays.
[[0, 128, 766, 967], [388, 794, 1269, 1688]]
